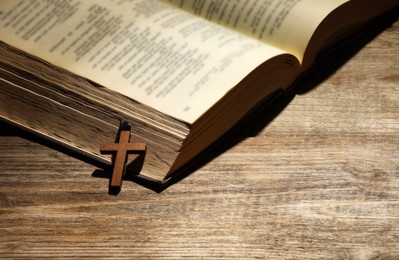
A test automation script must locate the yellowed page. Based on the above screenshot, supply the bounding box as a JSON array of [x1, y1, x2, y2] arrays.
[[163, 0, 349, 62], [0, 0, 285, 123]]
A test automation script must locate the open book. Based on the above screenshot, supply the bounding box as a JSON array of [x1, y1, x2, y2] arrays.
[[1, 0, 398, 186]]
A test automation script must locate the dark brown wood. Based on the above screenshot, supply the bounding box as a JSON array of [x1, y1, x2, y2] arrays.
[[0, 19, 398, 260], [100, 130, 147, 188]]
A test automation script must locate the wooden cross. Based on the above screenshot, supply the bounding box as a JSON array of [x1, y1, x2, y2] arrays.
[[100, 130, 147, 189]]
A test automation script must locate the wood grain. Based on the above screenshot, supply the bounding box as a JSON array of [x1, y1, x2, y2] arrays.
[[0, 20, 398, 260]]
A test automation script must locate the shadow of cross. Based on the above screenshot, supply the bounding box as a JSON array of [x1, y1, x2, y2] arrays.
[[100, 130, 147, 189]]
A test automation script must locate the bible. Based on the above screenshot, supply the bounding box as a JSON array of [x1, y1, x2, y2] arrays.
[[0, 0, 398, 186]]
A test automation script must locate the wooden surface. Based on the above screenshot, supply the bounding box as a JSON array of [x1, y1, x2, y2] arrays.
[[0, 20, 398, 259]]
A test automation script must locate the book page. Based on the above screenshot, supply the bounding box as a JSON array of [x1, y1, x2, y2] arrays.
[[0, 0, 286, 123], [163, 0, 348, 62]]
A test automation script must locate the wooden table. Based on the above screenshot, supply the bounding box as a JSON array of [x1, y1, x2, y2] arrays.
[[1, 20, 398, 259]]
